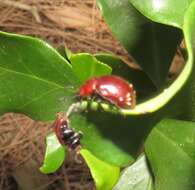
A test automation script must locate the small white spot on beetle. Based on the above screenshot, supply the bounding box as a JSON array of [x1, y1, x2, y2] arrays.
[[101, 90, 108, 96], [119, 97, 124, 102], [127, 97, 132, 101], [126, 102, 132, 105], [126, 92, 131, 98]]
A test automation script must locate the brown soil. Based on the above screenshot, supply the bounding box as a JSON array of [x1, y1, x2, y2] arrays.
[[0, 0, 131, 60], [0, 113, 95, 190]]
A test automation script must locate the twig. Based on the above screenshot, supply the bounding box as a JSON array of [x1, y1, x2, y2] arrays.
[[0, 0, 41, 23]]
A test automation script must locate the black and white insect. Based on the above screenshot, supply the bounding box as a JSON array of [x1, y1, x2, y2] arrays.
[[53, 113, 82, 151]]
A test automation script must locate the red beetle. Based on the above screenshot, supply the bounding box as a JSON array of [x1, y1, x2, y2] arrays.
[[79, 75, 136, 109], [54, 113, 82, 151]]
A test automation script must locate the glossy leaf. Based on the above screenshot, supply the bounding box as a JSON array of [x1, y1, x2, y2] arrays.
[[40, 54, 160, 169], [0, 31, 78, 121], [97, 0, 182, 87], [130, 0, 195, 28], [145, 119, 195, 190], [70, 53, 112, 84], [96, 0, 195, 117], [68, 3, 195, 169], [182, 1, 195, 121], [125, 1, 195, 121], [41, 110, 152, 186], [1, 2, 195, 189], [113, 155, 154, 190], [40, 133, 66, 174], [0, 31, 146, 174], [57, 46, 72, 63], [40, 106, 151, 174], [80, 149, 120, 190]]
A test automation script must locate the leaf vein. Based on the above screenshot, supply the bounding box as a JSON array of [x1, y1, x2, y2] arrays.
[[0, 66, 64, 89], [155, 128, 193, 161], [19, 87, 60, 109]]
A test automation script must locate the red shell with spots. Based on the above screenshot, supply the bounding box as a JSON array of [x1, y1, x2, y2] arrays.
[[79, 75, 136, 109]]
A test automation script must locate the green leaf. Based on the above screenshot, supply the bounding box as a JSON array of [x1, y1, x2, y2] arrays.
[[125, 0, 195, 120], [145, 119, 195, 190], [0, 30, 139, 174], [0, 32, 132, 172], [0, 32, 113, 121], [69, 112, 156, 167], [68, 1, 195, 177], [97, 0, 195, 117], [113, 155, 154, 190], [40, 133, 66, 174], [70, 53, 112, 84], [41, 108, 152, 174], [130, 0, 195, 28], [182, 1, 195, 121], [97, 0, 182, 87], [57, 46, 72, 62], [80, 149, 120, 190], [0, 31, 78, 121]]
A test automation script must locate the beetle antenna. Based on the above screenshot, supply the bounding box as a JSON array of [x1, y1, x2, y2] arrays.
[[64, 84, 78, 92]]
